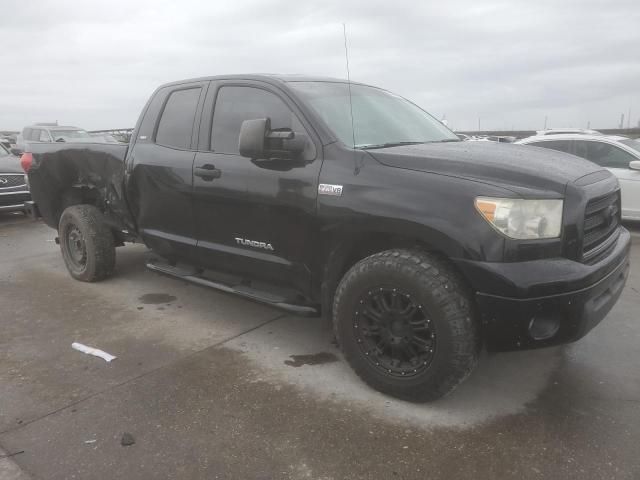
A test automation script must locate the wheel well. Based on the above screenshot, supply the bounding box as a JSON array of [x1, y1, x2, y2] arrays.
[[54, 187, 126, 246], [55, 187, 99, 226], [320, 232, 444, 317], [320, 231, 480, 344]]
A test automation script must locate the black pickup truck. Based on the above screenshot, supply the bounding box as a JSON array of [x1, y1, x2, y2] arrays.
[[23, 75, 630, 401]]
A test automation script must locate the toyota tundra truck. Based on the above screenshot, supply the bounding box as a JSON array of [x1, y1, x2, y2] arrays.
[[22, 75, 631, 401]]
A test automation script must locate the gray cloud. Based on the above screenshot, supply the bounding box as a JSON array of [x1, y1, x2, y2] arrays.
[[1, 0, 639, 131]]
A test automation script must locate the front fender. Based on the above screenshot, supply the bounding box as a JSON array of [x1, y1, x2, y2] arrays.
[[317, 149, 511, 262]]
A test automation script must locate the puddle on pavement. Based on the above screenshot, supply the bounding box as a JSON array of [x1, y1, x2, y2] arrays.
[[284, 352, 338, 367], [138, 293, 177, 304]]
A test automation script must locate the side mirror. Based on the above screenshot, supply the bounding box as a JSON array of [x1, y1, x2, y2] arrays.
[[239, 118, 268, 159], [239, 118, 309, 160], [282, 132, 309, 156], [10, 147, 23, 157], [630, 160, 640, 171]]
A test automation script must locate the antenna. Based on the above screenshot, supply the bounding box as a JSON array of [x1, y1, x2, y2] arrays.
[[342, 23, 356, 150]]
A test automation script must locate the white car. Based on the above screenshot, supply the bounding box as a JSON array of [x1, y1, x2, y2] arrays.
[[517, 134, 640, 220], [535, 128, 602, 136]]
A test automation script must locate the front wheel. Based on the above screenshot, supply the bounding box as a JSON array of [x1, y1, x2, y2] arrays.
[[58, 204, 116, 282], [333, 249, 479, 402]]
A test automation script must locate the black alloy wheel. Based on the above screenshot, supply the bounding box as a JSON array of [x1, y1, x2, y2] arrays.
[[354, 287, 436, 377]]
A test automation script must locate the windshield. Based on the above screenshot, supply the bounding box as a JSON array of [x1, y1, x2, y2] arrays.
[[620, 139, 640, 155], [289, 82, 459, 148], [50, 129, 91, 141]]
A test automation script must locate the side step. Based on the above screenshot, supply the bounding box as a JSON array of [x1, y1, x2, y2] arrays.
[[146, 258, 319, 316]]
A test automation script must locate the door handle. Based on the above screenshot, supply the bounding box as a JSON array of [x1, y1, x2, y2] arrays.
[[194, 164, 222, 181]]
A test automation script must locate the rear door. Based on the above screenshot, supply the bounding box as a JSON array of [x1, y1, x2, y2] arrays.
[[126, 81, 207, 261]]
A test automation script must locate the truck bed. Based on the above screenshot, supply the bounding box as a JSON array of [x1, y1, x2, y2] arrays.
[[26, 142, 136, 235]]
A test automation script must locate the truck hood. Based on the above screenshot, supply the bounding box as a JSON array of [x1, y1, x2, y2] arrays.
[[366, 141, 604, 195]]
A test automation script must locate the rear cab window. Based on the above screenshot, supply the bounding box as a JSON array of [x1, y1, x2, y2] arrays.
[[28, 129, 41, 141], [155, 87, 203, 149]]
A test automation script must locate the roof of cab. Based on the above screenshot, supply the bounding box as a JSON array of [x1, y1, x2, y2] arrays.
[[156, 74, 369, 90]]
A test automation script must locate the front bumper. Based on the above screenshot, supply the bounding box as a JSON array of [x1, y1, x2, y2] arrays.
[[0, 190, 31, 213], [455, 228, 631, 351]]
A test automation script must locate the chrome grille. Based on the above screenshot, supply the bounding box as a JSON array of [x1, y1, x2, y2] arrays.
[[0, 174, 26, 189], [582, 190, 621, 264]]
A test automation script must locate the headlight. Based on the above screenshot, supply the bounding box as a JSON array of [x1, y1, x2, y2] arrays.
[[475, 197, 563, 239]]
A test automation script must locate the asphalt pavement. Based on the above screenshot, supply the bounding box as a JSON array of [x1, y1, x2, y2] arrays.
[[0, 212, 639, 479]]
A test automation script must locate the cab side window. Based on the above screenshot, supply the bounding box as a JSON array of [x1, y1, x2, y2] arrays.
[[27, 129, 40, 141], [531, 140, 572, 154], [211, 86, 313, 158], [39, 130, 51, 142], [580, 141, 636, 169], [155, 87, 202, 149]]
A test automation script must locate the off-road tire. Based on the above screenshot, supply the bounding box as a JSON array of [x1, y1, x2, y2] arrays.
[[58, 204, 116, 282], [333, 249, 479, 402]]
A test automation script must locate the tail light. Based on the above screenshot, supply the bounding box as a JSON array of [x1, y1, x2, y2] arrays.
[[20, 152, 33, 172]]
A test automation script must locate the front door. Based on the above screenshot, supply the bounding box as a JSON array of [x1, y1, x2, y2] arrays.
[[193, 81, 322, 294]]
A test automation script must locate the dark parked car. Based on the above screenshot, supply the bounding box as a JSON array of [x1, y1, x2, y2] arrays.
[[22, 75, 630, 401], [0, 143, 31, 213]]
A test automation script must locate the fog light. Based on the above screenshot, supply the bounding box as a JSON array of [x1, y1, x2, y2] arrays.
[[528, 313, 561, 340]]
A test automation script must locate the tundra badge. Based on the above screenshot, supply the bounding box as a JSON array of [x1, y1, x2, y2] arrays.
[[318, 184, 343, 196], [235, 238, 274, 251]]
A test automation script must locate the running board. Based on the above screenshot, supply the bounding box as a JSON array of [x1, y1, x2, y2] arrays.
[[146, 259, 319, 316]]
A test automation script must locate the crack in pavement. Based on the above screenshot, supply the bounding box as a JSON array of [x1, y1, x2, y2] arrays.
[[0, 313, 286, 437], [0, 445, 32, 480]]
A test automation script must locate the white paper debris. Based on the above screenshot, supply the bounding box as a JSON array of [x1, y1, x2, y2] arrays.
[[72, 342, 117, 362], [84, 440, 97, 444]]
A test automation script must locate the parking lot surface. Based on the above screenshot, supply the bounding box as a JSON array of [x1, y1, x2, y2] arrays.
[[1, 213, 639, 479]]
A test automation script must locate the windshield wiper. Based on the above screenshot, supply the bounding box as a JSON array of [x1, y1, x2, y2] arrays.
[[358, 141, 426, 150]]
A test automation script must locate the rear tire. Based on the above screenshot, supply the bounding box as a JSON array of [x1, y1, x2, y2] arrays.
[[333, 249, 479, 402], [58, 204, 116, 282]]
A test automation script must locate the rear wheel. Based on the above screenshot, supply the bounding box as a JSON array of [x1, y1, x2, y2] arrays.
[[58, 204, 115, 282], [333, 249, 479, 402]]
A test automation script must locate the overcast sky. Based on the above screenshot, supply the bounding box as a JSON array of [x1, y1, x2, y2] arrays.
[[1, 0, 639, 132]]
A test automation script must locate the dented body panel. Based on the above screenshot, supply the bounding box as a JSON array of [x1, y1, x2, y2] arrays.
[[27, 142, 136, 238]]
